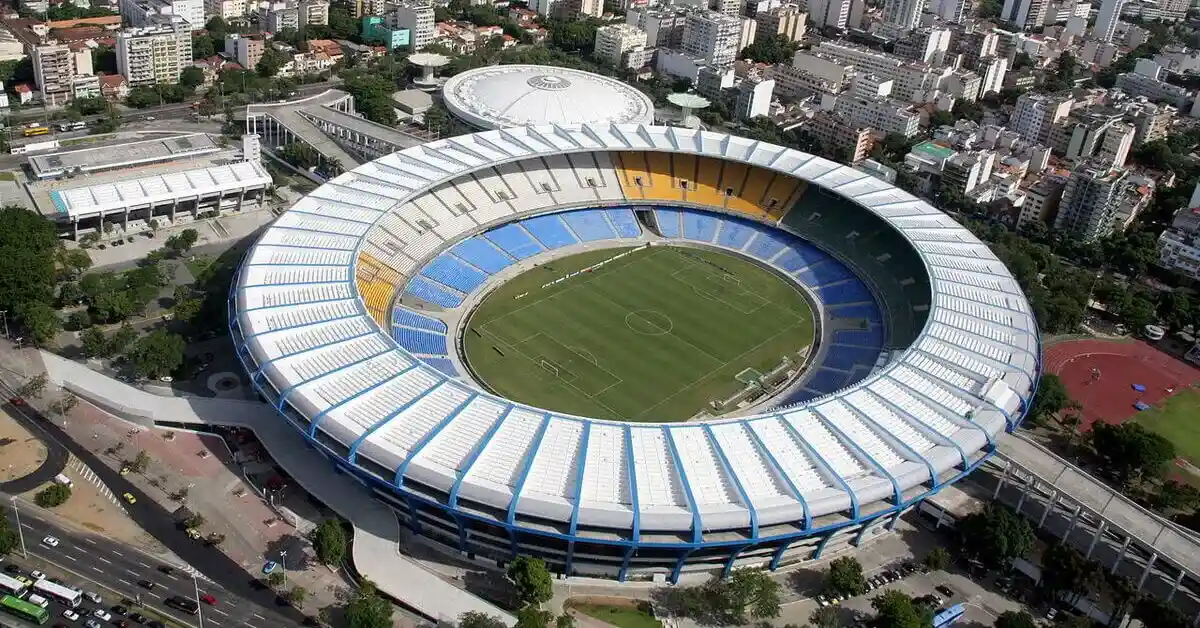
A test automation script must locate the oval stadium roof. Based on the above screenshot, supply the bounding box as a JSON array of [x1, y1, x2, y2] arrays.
[[441, 65, 656, 130], [231, 124, 1039, 537]]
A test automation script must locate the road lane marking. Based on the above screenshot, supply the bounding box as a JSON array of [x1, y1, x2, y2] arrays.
[[84, 538, 96, 545], [139, 562, 151, 568], [252, 614, 265, 620], [110, 549, 123, 556], [119, 579, 132, 586], [206, 621, 220, 627], [21, 524, 32, 530], [245, 624, 259, 628], [126, 569, 139, 576], [211, 608, 228, 617], [91, 567, 103, 573], [97, 557, 112, 564], [62, 553, 78, 561]]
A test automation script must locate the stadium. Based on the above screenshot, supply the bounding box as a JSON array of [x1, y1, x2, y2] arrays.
[[228, 123, 1040, 582]]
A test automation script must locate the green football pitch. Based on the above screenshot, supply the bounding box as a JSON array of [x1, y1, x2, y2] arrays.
[[461, 245, 816, 422]]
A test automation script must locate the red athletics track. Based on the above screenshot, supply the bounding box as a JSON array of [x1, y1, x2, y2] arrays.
[[1043, 339, 1200, 429]]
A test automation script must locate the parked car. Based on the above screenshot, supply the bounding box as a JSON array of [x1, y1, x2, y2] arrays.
[[261, 561, 278, 574], [62, 610, 80, 622], [92, 610, 112, 622], [42, 535, 60, 547], [935, 585, 955, 599], [30, 570, 45, 580], [84, 591, 102, 605], [200, 594, 216, 605]]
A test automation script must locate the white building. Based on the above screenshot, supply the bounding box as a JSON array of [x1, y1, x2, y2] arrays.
[[1011, 92, 1073, 144], [754, 4, 806, 43], [978, 56, 1008, 96], [1053, 162, 1129, 241], [1115, 67, 1194, 108], [681, 11, 742, 67], [834, 94, 921, 137], [120, 0, 203, 29], [734, 77, 774, 120], [391, 0, 434, 50], [1000, 0, 1049, 28], [205, 0, 246, 20], [116, 25, 191, 86], [1098, 121, 1135, 168], [807, 0, 851, 29], [1094, 0, 1125, 41], [265, 7, 299, 32], [32, 44, 86, 106], [626, 6, 693, 48], [593, 24, 648, 69], [882, 0, 925, 31]]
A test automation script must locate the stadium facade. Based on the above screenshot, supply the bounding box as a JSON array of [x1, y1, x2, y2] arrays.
[[229, 124, 1039, 581]]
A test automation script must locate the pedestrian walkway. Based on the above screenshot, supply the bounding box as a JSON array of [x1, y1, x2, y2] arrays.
[[39, 351, 515, 627], [68, 457, 122, 507]]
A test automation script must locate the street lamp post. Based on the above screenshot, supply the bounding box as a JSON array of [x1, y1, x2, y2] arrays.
[[192, 573, 204, 628], [10, 498, 26, 558], [279, 550, 287, 588]]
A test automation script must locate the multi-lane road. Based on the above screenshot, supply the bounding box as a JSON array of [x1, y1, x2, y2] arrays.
[[3, 505, 292, 628]]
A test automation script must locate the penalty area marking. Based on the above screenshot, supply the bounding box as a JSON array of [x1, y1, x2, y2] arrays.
[[625, 310, 673, 336]]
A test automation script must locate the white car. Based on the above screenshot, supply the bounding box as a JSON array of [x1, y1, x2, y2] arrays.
[[29, 570, 45, 580], [84, 591, 102, 605], [62, 609, 80, 621], [42, 536, 59, 547], [92, 609, 112, 621]]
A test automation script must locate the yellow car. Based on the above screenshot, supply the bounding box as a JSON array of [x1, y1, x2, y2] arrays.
[[14, 576, 31, 585], [122, 493, 136, 504]]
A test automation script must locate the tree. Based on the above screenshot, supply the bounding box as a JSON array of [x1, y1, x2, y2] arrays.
[[129, 450, 152, 473], [1154, 480, 1200, 513], [1090, 422, 1175, 488], [516, 606, 552, 628], [49, 393, 77, 416], [80, 327, 108, 358], [107, 323, 136, 356], [1040, 542, 1102, 605], [739, 34, 800, 64], [922, 547, 950, 571], [57, 282, 83, 308], [870, 590, 934, 628], [205, 532, 226, 546], [183, 513, 206, 528], [809, 606, 840, 628], [126, 330, 186, 379], [1134, 597, 1187, 628], [1029, 374, 1070, 423], [0, 518, 19, 555], [286, 585, 308, 606], [312, 518, 347, 566], [824, 556, 866, 597], [345, 580, 393, 628], [257, 47, 290, 78], [35, 483, 72, 507], [957, 505, 1033, 568], [179, 66, 205, 89], [267, 571, 286, 588], [460, 612, 509, 628], [17, 301, 60, 345], [994, 610, 1038, 628], [725, 568, 781, 620], [17, 374, 48, 398], [555, 614, 575, 628], [507, 556, 553, 607], [1103, 572, 1138, 624], [60, 248, 92, 278], [66, 310, 90, 332], [929, 109, 955, 128]]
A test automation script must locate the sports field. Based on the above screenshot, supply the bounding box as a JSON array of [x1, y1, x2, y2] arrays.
[[1135, 389, 1200, 465], [461, 245, 816, 421]]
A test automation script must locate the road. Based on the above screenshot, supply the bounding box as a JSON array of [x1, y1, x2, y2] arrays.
[[0, 401, 68, 495], [2, 503, 293, 628], [0, 391, 307, 627]]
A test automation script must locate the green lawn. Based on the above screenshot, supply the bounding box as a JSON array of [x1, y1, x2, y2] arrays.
[[1136, 388, 1200, 465], [568, 603, 662, 628], [184, 255, 212, 278], [462, 246, 815, 421]]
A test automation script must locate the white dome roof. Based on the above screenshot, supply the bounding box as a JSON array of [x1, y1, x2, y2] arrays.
[[441, 65, 656, 129]]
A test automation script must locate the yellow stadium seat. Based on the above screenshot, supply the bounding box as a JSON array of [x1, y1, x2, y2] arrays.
[[356, 252, 406, 326], [763, 173, 802, 220], [614, 152, 652, 199], [672, 154, 696, 191], [640, 151, 684, 202], [776, 181, 809, 222], [689, 157, 727, 208]]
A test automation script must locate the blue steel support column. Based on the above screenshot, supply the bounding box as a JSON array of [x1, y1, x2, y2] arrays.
[[506, 414, 552, 558], [448, 405, 515, 508], [395, 393, 478, 487], [565, 422, 592, 576], [403, 493, 422, 534], [307, 361, 419, 438], [348, 379, 445, 463], [866, 388, 968, 471], [663, 427, 703, 544], [703, 424, 758, 539], [671, 549, 697, 584], [812, 532, 836, 560], [884, 374, 992, 448], [253, 328, 376, 385], [841, 396, 938, 488], [770, 540, 794, 571], [619, 426, 641, 583], [810, 407, 901, 507], [777, 415, 859, 519], [743, 419, 811, 531]]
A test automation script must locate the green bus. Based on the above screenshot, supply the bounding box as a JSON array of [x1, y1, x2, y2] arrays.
[[0, 594, 49, 625]]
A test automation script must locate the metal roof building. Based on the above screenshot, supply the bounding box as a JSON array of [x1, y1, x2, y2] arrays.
[[441, 66, 656, 130], [229, 124, 1039, 581], [47, 161, 271, 220]]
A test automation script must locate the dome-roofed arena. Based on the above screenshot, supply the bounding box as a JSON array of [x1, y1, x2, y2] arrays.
[[229, 124, 1039, 582]]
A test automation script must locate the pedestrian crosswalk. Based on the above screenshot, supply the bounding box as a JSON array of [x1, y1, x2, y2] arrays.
[[70, 457, 122, 508]]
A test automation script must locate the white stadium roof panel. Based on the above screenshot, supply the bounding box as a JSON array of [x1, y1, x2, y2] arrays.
[[232, 124, 1039, 535]]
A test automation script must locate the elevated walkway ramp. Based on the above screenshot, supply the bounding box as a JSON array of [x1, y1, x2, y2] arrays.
[[39, 352, 515, 627]]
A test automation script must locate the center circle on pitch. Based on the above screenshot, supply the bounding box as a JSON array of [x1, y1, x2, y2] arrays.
[[625, 310, 673, 336]]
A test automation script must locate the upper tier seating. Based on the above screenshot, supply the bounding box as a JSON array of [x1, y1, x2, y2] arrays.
[[522, 215, 578, 249], [613, 153, 804, 222], [485, 224, 545, 260]]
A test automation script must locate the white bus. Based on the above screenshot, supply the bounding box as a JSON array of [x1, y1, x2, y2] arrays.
[[0, 574, 28, 598], [31, 580, 81, 607]]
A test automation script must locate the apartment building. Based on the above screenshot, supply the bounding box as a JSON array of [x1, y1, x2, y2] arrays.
[[594, 23, 647, 68], [834, 94, 921, 137], [32, 43, 87, 106], [806, 110, 873, 162], [121, 0, 203, 28], [768, 54, 853, 98], [116, 25, 191, 86], [390, 0, 434, 50], [942, 70, 982, 101], [807, 0, 851, 29], [300, 0, 331, 25], [1098, 122, 1135, 168], [1126, 100, 1174, 145], [754, 4, 806, 43], [1115, 68, 1193, 108], [999, 0, 1049, 29], [1094, 0, 1123, 41], [734, 77, 774, 120], [977, 55, 1008, 96], [1016, 172, 1067, 229], [205, 0, 246, 20], [226, 34, 264, 70], [681, 11, 741, 67], [893, 26, 951, 64], [1011, 91, 1073, 144], [882, 0, 925, 31], [626, 6, 692, 47], [1053, 162, 1129, 241], [265, 7, 299, 32]]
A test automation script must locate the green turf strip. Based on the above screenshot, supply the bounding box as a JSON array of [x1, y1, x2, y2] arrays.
[[462, 245, 815, 422]]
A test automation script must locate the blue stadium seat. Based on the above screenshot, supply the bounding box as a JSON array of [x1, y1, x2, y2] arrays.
[[485, 224, 545, 259], [606, 208, 642, 238], [833, 327, 886, 347], [774, 244, 830, 273], [796, 262, 856, 287], [746, 230, 791, 262], [392, 307, 448, 333], [655, 208, 682, 237], [393, 328, 449, 355], [817, 280, 874, 305], [828, 303, 882, 323], [804, 368, 849, 397], [451, 238, 515, 274], [682, 211, 718, 242], [420, 254, 489, 294], [405, 277, 463, 308], [561, 210, 618, 242], [421, 357, 459, 378], [523, 215, 578, 249], [823, 346, 882, 372], [716, 217, 756, 249]]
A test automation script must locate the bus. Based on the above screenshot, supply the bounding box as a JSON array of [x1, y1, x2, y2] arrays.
[[0, 594, 49, 625], [0, 574, 28, 598], [933, 603, 964, 627], [31, 579, 82, 608], [22, 127, 49, 137], [56, 121, 85, 132], [164, 595, 199, 615]]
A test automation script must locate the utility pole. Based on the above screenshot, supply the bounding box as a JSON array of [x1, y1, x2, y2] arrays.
[[279, 550, 288, 588], [10, 498, 26, 558], [192, 573, 204, 628], [0, 310, 9, 339]]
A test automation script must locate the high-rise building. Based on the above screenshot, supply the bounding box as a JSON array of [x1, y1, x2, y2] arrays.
[[1094, 0, 1124, 41], [977, 55, 1008, 96], [226, 34, 264, 70], [206, 0, 246, 21], [32, 44, 76, 106], [265, 7, 300, 32], [807, 0, 851, 29], [299, 0, 331, 25], [734, 77, 774, 120], [1098, 122, 1135, 168], [1011, 92, 1073, 144], [626, 6, 693, 47], [1053, 162, 1129, 241], [753, 3, 806, 43], [882, 0, 925, 31], [999, 0, 1049, 29], [681, 11, 742, 67], [710, 0, 741, 14], [391, 0, 434, 50], [116, 25, 191, 86], [120, 0, 203, 28], [1127, 100, 1175, 145], [893, 26, 951, 63], [594, 24, 648, 68]]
